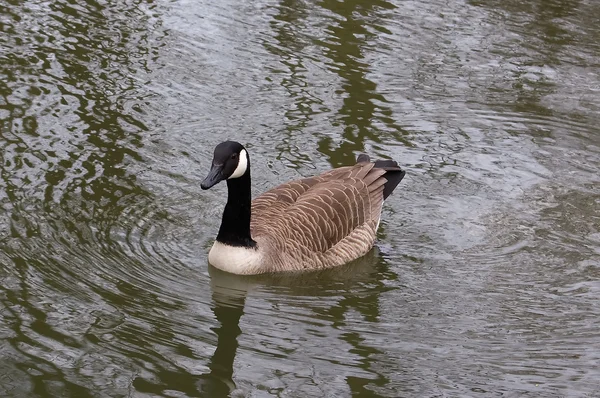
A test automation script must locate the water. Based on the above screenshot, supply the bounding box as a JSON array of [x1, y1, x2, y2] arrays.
[[1, 0, 599, 396]]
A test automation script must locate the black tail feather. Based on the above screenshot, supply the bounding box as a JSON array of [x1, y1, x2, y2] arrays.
[[356, 154, 406, 199], [374, 159, 405, 200], [382, 169, 406, 199]]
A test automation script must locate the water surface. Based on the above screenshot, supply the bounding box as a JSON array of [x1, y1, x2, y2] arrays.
[[1, 0, 599, 396]]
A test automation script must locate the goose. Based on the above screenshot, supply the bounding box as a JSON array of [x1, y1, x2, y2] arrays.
[[201, 141, 406, 275]]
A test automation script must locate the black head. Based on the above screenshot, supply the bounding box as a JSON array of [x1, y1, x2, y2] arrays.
[[201, 141, 249, 190]]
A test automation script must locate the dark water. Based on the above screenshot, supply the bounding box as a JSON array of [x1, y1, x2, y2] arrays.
[[1, 0, 599, 396]]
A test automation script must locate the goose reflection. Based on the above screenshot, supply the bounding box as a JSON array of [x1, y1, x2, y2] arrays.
[[194, 273, 247, 396], [204, 247, 395, 396]]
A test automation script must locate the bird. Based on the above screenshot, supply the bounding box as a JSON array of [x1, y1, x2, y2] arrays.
[[201, 141, 406, 275]]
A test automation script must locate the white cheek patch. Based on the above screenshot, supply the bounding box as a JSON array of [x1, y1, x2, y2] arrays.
[[228, 149, 248, 179]]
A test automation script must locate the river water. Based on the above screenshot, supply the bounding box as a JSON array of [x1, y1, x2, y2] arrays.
[[1, 0, 599, 396]]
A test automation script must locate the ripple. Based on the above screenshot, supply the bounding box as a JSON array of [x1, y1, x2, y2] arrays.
[[2, 0, 600, 396]]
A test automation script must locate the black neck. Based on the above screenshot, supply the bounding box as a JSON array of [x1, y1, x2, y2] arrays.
[[216, 170, 256, 248]]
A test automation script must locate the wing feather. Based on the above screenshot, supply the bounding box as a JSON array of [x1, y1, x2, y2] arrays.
[[251, 162, 387, 259]]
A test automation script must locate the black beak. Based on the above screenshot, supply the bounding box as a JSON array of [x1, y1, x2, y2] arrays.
[[201, 163, 224, 190]]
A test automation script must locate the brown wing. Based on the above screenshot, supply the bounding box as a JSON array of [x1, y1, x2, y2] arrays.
[[251, 162, 387, 254], [250, 165, 354, 224]]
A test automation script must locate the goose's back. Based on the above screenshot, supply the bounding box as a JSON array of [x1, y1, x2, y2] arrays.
[[250, 162, 388, 271]]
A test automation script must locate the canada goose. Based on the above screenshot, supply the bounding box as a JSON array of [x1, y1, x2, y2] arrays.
[[201, 141, 406, 275]]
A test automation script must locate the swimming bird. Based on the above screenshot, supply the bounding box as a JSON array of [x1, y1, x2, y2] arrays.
[[201, 141, 406, 275]]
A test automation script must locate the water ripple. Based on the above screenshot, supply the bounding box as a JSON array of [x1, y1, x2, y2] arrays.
[[2, 0, 600, 396]]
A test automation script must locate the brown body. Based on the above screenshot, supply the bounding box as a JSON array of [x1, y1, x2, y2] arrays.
[[249, 162, 390, 272]]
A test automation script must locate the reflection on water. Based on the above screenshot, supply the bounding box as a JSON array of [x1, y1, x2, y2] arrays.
[[1, 0, 600, 396], [316, 0, 411, 166], [207, 249, 398, 397]]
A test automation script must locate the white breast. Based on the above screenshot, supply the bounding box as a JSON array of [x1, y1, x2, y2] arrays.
[[208, 241, 264, 275]]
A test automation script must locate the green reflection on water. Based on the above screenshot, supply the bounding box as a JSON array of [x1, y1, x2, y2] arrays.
[[469, 0, 584, 120], [315, 0, 411, 167], [264, 0, 411, 170], [3, 0, 596, 395], [0, 0, 165, 396]]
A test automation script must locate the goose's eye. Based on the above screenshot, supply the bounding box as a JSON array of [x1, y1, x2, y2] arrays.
[[231, 153, 238, 159]]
